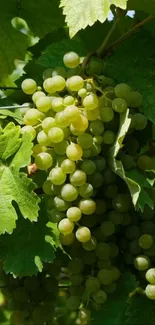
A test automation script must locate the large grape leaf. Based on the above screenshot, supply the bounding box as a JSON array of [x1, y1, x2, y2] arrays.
[[0, 123, 40, 234], [91, 272, 136, 325], [126, 294, 155, 325], [104, 30, 155, 123], [0, 209, 58, 277], [60, 0, 128, 37], [128, 0, 155, 15]]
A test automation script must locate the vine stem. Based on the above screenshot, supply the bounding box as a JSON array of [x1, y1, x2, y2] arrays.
[[96, 18, 119, 57], [0, 104, 29, 110], [105, 15, 154, 55], [0, 86, 21, 90]]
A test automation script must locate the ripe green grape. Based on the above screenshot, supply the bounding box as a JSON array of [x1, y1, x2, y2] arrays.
[[70, 274, 84, 286], [52, 66, 67, 78], [53, 195, 70, 211], [103, 130, 115, 144], [36, 96, 51, 112], [120, 153, 135, 170], [63, 52, 80, 68], [97, 269, 113, 285], [103, 282, 117, 294], [48, 127, 64, 143], [22, 78, 37, 94], [66, 295, 81, 310], [92, 289, 107, 304], [100, 221, 115, 236], [53, 140, 68, 155], [95, 200, 107, 215], [43, 76, 66, 93], [21, 125, 36, 140], [49, 167, 66, 185], [72, 114, 88, 131], [89, 120, 104, 135], [94, 157, 106, 172], [114, 83, 131, 99], [104, 184, 118, 199], [61, 184, 78, 201], [66, 143, 83, 161], [138, 234, 153, 249], [67, 206, 82, 222], [43, 180, 53, 195], [55, 111, 70, 128], [70, 170, 87, 186], [137, 155, 153, 171], [48, 208, 64, 223], [145, 284, 155, 300], [131, 113, 147, 130], [63, 95, 75, 105], [83, 93, 99, 111], [24, 108, 44, 126], [110, 266, 120, 281], [80, 159, 96, 175], [35, 152, 53, 170], [127, 91, 142, 107], [37, 130, 51, 146], [112, 194, 131, 212], [78, 88, 87, 98], [76, 226, 91, 243], [82, 236, 97, 251], [103, 168, 116, 184], [82, 149, 91, 158], [61, 159, 76, 174], [85, 277, 100, 293], [60, 232, 75, 246], [79, 183, 93, 198], [108, 210, 123, 225], [91, 143, 101, 156], [79, 199, 96, 215], [63, 105, 79, 121], [134, 255, 150, 271], [146, 268, 155, 284], [66, 76, 84, 91], [99, 106, 114, 122], [78, 308, 91, 322], [58, 218, 74, 235], [77, 133, 93, 149], [93, 135, 104, 145], [51, 97, 64, 112], [32, 90, 46, 103], [42, 117, 56, 133], [84, 107, 100, 121], [112, 98, 127, 113], [90, 172, 104, 188], [96, 243, 111, 260]]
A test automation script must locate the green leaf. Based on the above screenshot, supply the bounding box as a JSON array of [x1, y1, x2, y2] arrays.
[[0, 123, 21, 160], [104, 30, 155, 123], [0, 109, 23, 125], [60, 0, 128, 37], [11, 133, 33, 170], [0, 211, 57, 277], [91, 272, 137, 325], [37, 38, 87, 68], [126, 294, 155, 325], [128, 0, 155, 15]]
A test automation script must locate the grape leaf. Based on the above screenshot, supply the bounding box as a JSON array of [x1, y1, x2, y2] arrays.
[[109, 110, 141, 206], [91, 272, 137, 325], [126, 294, 155, 325], [60, 0, 128, 37], [104, 30, 155, 123], [0, 211, 57, 277], [128, 0, 155, 15], [37, 38, 87, 68]]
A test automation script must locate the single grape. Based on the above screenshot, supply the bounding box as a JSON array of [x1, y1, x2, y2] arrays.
[[70, 274, 84, 286], [127, 91, 142, 107], [53, 195, 70, 211], [43, 68, 53, 80], [63, 105, 79, 122], [22, 78, 37, 94], [93, 135, 103, 145], [145, 284, 155, 300], [53, 140, 68, 155], [66, 76, 84, 91], [70, 170, 87, 186], [79, 183, 93, 198], [51, 97, 64, 112], [99, 106, 114, 122], [82, 237, 97, 251], [109, 243, 119, 258], [35, 152, 53, 170], [67, 206, 82, 222], [89, 120, 104, 135], [84, 107, 100, 121], [63, 52, 80, 68], [37, 130, 51, 146], [61, 184, 78, 201], [36, 96, 51, 112], [90, 172, 104, 188], [103, 168, 116, 184], [43, 180, 53, 195], [138, 234, 153, 249], [63, 95, 75, 106], [94, 157, 106, 172], [21, 125, 36, 140], [52, 66, 67, 78], [82, 149, 91, 158], [76, 226, 91, 243], [32, 91, 46, 103], [103, 130, 115, 144], [48, 209, 64, 223], [97, 269, 113, 285], [85, 277, 100, 293], [137, 155, 153, 170], [60, 232, 75, 246], [131, 113, 147, 130], [44, 76, 66, 93], [134, 255, 150, 271], [49, 167, 66, 185], [92, 289, 107, 305], [78, 308, 91, 322], [120, 153, 135, 170], [61, 159, 76, 174], [80, 159, 96, 175], [114, 83, 131, 99], [103, 282, 117, 294], [100, 221, 115, 236], [24, 108, 44, 126], [78, 88, 87, 98], [110, 266, 120, 281], [72, 114, 88, 132], [108, 210, 123, 225], [83, 93, 99, 110], [112, 194, 131, 212], [112, 98, 127, 113], [95, 199, 107, 214], [104, 184, 118, 199], [96, 243, 111, 260], [66, 143, 83, 161], [79, 199, 96, 215], [91, 143, 101, 156], [48, 127, 64, 143], [146, 268, 155, 284], [77, 133, 93, 149], [42, 117, 56, 133], [58, 218, 74, 235], [55, 111, 70, 128]]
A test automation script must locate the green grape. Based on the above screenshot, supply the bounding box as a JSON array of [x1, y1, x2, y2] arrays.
[[103, 168, 116, 184], [145, 284, 155, 300], [110, 266, 121, 281], [24, 108, 44, 126], [112, 98, 127, 113], [61, 184, 78, 201], [89, 120, 104, 135], [52, 66, 67, 78], [48, 127, 64, 143], [82, 149, 91, 158], [79, 183, 93, 198], [91, 143, 101, 156], [109, 243, 119, 257], [99, 106, 114, 122], [134, 255, 150, 271], [92, 289, 107, 305], [95, 199, 107, 214], [63, 52, 80, 68], [84, 107, 100, 121], [146, 268, 155, 284], [120, 153, 135, 170], [112, 194, 131, 212], [68, 258, 84, 274], [70, 170, 87, 186], [58, 218, 74, 234], [96, 243, 111, 260], [83, 93, 99, 110], [10, 311, 25, 325], [103, 130, 115, 144], [43, 180, 53, 195], [21, 78, 37, 94], [35, 152, 53, 170], [70, 274, 84, 286], [66, 143, 83, 161], [70, 124, 84, 136], [78, 308, 91, 322], [85, 277, 100, 293], [48, 208, 65, 223], [72, 114, 88, 132], [97, 269, 113, 285], [55, 111, 70, 128], [37, 130, 51, 146], [21, 125, 36, 140], [60, 232, 75, 245], [67, 206, 82, 222], [86, 57, 103, 76], [53, 140, 68, 155], [108, 210, 123, 225], [79, 199, 96, 215], [97, 259, 112, 270], [93, 135, 104, 145], [129, 240, 141, 255], [32, 144, 47, 157], [63, 127, 70, 138], [137, 155, 153, 170], [90, 172, 104, 188], [114, 83, 131, 99], [66, 76, 84, 91], [95, 157, 106, 172], [78, 88, 87, 98], [51, 97, 64, 112], [104, 184, 118, 199], [140, 221, 155, 235], [42, 117, 56, 133], [127, 91, 142, 107], [82, 236, 97, 251], [100, 221, 115, 236], [76, 226, 91, 243], [53, 195, 70, 211], [63, 95, 75, 105], [66, 296, 81, 310], [49, 167, 66, 185], [36, 96, 51, 112], [61, 159, 76, 174], [131, 113, 147, 130], [138, 234, 153, 249], [103, 282, 117, 294], [125, 225, 140, 240], [49, 184, 62, 196], [43, 76, 66, 93], [20, 102, 31, 116], [63, 105, 79, 121], [77, 133, 93, 149], [80, 160, 96, 175]]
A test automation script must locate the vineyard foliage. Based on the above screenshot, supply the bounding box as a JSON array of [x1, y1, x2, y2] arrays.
[[1, 1, 155, 325]]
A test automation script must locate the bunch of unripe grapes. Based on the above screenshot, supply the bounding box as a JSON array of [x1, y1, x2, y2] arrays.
[[19, 51, 154, 314]]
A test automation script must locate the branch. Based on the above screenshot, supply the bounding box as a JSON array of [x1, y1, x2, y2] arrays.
[[0, 104, 29, 110], [96, 18, 119, 57], [0, 86, 21, 90], [105, 15, 154, 56]]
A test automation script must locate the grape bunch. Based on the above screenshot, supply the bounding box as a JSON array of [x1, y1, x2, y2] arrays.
[[14, 50, 155, 322]]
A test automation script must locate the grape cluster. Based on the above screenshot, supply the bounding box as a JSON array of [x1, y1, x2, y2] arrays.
[[7, 51, 153, 322]]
